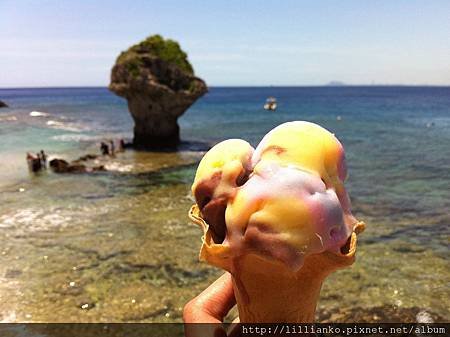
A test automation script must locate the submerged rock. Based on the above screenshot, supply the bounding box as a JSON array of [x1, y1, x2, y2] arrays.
[[109, 35, 207, 150], [0, 100, 8, 108], [71, 154, 99, 163], [49, 158, 106, 173]]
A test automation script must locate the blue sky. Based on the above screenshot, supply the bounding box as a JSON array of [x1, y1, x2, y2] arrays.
[[1, 0, 449, 87]]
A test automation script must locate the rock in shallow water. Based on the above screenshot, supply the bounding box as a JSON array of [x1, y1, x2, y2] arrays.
[[49, 158, 106, 173], [0, 100, 8, 108], [109, 35, 207, 150]]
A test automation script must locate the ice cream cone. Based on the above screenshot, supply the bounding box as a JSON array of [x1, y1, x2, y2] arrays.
[[189, 204, 365, 323]]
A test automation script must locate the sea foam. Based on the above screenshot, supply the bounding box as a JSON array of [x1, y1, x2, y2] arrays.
[[29, 111, 49, 117]]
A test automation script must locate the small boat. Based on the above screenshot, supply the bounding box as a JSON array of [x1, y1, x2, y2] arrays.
[[264, 97, 277, 111]]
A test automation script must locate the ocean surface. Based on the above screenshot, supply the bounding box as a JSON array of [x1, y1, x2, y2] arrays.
[[0, 86, 449, 323]]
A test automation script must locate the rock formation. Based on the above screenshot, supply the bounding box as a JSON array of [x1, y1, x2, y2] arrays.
[[0, 100, 8, 108], [109, 35, 207, 149], [49, 159, 105, 174]]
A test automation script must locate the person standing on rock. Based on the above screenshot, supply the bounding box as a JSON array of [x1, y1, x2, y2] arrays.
[[118, 139, 125, 152], [100, 142, 109, 155], [40, 150, 47, 168], [109, 140, 115, 156]]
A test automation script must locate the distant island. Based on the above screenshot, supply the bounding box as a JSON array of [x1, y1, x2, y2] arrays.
[[326, 81, 346, 86]]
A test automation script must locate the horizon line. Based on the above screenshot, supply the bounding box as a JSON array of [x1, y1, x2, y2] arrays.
[[1, 84, 450, 90]]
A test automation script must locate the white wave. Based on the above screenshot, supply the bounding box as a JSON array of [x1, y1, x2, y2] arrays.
[[52, 132, 131, 142], [104, 161, 134, 172], [46, 120, 62, 126], [29, 111, 49, 117], [46, 120, 84, 132], [52, 133, 102, 142]]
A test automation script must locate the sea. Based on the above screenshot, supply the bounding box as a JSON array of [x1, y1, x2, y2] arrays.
[[0, 86, 449, 323]]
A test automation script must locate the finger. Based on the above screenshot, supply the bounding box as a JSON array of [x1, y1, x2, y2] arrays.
[[184, 272, 236, 323]]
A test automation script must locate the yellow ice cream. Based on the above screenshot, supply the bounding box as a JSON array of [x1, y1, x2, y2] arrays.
[[191, 121, 363, 271]]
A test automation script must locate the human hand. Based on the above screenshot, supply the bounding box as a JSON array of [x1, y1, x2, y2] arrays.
[[183, 272, 239, 336]]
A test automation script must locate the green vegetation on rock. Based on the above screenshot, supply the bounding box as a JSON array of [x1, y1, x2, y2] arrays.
[[117, 34, 194, 75], [125, 59, 142, 78]]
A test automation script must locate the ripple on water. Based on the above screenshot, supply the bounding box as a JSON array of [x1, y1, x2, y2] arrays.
[[0, 208, 71, 232]]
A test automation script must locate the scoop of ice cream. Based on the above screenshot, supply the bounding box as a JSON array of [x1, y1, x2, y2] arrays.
[[225, 163, 350, 269], [191, 121, 361, 271], [192, 139, 254, 243], [252, 121, 356, 227]]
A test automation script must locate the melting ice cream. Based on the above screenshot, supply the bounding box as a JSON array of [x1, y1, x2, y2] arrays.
[[191, 121, 364, 271]]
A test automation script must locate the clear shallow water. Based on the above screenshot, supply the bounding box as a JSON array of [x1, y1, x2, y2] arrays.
[[0, 86, 449, 322]]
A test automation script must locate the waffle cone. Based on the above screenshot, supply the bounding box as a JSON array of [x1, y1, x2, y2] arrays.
[[188, 204, 365, 322]]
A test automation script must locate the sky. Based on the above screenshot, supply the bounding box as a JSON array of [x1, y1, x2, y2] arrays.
[[1, 0, 449, 87]]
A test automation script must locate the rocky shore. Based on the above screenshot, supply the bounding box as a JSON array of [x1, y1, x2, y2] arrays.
[[49, 158, 106, 174]]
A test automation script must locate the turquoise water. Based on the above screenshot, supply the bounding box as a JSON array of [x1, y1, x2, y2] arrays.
[[0, 87, 449, 322]]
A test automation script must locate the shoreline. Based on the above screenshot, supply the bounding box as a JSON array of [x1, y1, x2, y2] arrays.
[[0, 145, 206, 191]]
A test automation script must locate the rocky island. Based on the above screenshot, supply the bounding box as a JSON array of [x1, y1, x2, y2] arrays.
[[0, 100, 8, 108], [109, 35, 207, 150]]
